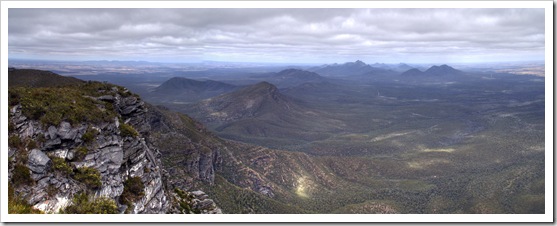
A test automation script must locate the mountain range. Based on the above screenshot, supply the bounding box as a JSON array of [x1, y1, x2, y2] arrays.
[[309, 60, 391, 77], [249, 69, 327, 88], [7, 64, 545, 215], [400, 64, 463, 77]]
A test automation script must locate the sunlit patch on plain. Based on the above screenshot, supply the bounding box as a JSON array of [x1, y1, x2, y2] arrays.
[[421, 148, 455, 153]]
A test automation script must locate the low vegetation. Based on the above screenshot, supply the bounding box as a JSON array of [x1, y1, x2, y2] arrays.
[[9, 86, 115, 126], [173, 188, 199, 214], [12, 164, 33, 187], [61, 193, 118, 214], [51, 157, 73, 176], [8, 183, 42, 214], [73, 167, 102, 190], [81, 128, 98, 144], [120, 176, 145, 213], [74, 146, 89, 162], [7, 80, 135, 127], [119, 122, 138, 138]]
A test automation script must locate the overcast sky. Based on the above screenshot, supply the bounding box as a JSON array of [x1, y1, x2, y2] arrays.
[[8, 8, 545, 64]]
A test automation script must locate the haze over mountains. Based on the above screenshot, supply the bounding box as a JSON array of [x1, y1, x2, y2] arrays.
[[310, 60, 392, 77], [7, 58, 546, 215], [150, 77, 238, 103], [249, 69, 327, 88]]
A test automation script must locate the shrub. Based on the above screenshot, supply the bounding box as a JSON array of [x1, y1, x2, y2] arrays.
[[74, 146, 89, 162], [8, 183, 42, 214], [61, 192, 118, 214], [12, 164, 33, 187], [51, 157, 73, 176], [73, 167, 102, 190], [120, 176, 145, 213], [46, 185, 58, 199], [119, 123, 138, 138], [26, 139, 38, 150], [121, 176, 145, 202], [8, 90, 21, 106], [81, 128, 98, 144], [8, 135, 22, 149]]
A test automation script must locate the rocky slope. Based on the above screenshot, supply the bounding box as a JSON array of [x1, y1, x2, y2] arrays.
[[8, 86, 168, 213], [7, 69, 221, 214]]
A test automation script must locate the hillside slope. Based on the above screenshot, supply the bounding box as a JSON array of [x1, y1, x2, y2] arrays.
[[9, 68, 83, 87], [187, 82, 347, 148]]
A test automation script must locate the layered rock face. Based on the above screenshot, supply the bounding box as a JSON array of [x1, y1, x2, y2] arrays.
[[8, 88, 169, 214], [139, 103, 224, 196]]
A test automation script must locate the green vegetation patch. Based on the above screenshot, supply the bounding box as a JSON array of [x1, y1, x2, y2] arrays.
[[61, 192, 118, 214], [73, 167, 102, 190], [12, 164, 33, 187], [8, 135, 23, 150], [119, 176, 145, 213], [8, 183, 42, 214], [119, 122, 138, 138], [9, 84, 117, 126], [173, 188, 198, 214], [202, 175, 309, 214], [74, 146, 89, 162], [81, 128, 99, 144], [51, 157, 73, 176]]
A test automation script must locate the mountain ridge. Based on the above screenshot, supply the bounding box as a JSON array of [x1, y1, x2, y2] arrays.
[[401, 64, 463, 77], [154, 77, 237, 93]]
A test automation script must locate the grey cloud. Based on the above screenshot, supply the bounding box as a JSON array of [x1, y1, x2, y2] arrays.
[[8, 8, 545, 63]]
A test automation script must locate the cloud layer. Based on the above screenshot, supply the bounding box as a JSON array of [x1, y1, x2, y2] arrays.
[[8, 8, 545, 64]]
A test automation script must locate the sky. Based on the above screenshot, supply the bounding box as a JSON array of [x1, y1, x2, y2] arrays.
[[8, 8, 545, 64]]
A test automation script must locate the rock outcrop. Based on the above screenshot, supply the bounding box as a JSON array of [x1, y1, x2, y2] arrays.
[[8, 87, 169, 213]]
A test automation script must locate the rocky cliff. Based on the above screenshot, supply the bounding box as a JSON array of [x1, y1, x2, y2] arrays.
[[8, 69, 222, 214], [8, 84, 168, 213]]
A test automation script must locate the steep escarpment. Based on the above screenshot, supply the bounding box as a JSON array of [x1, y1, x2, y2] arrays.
[[139, 104, 224, 188]]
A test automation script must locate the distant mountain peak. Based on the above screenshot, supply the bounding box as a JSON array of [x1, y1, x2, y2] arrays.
[[192, 81, 296, 123], [401, 64, 463, 77], [354, 60, 366, 65], [347, 60, 367, 67], [425, 64, 461, 76]]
